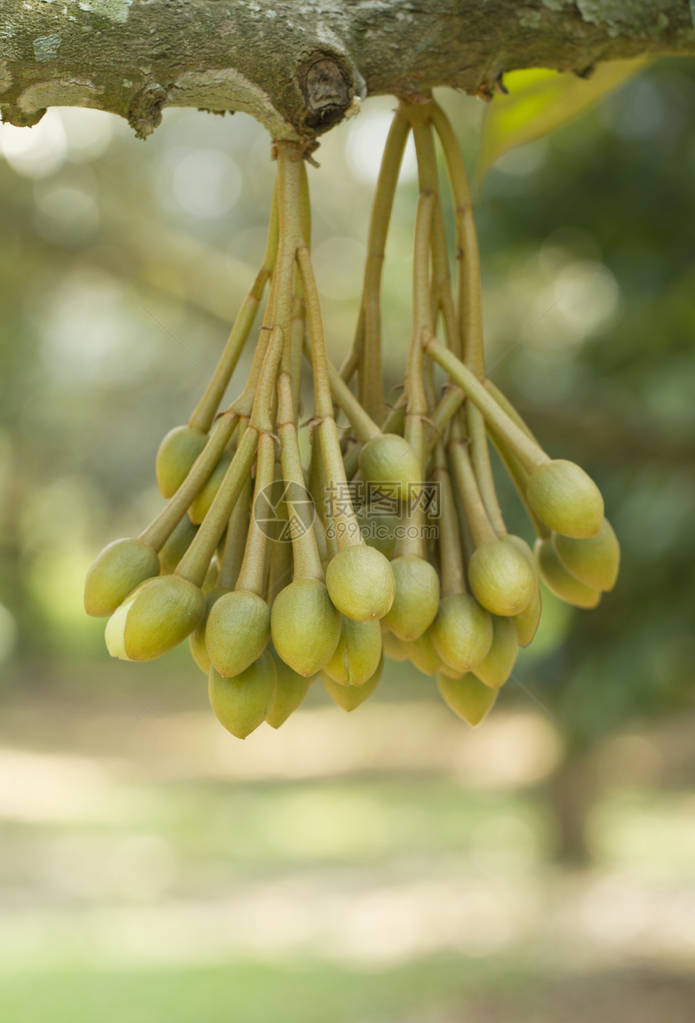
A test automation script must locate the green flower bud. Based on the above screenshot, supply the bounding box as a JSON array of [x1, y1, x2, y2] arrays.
[[265, 650, 315, 729], [188, 584, 230, 675], [468, 538, 536, 618], [205, 590, 270, 678], [535, 538, 601, 609], [527, 459, 604, 539], [84, 537, 160, 618], [158, 516, 197, 574], [552, 518, 620, 592], [430, 594, 493, 675], [383, 555, 440, 641], [189, 627, 210, 674], [156, 425, 207, 498], [321, 657, 383, 712], [105, 575, 205, 661], [514, 584, 542, 647], [271, 579, 342, 677], [474, 616, 518, 689], [208, 650, 276, 739], [188, 453, 232, 525], [325, 546, 395, 622], [323, 618, 382, 686], [504, 534, 535, 565], [358, 434, 421, 497], [355, 505, 399, 560], [381, 628, 409, 662], [437, 673, 497, 727], [404, 631, 443, 677]]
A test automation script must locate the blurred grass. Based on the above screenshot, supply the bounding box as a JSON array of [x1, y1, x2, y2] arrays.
[[3, 688, 695, 1021]]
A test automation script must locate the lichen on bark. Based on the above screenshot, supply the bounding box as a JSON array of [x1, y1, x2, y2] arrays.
[[1, 0, 694, 139]]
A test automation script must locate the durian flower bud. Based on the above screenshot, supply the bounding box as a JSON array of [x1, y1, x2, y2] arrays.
[[323, 618, 382, 686], [437, 673, 498, 727], [552, 519, 620, 592], [535, 538, 601, 609], [270, 579, 342, 677], [205, 590, 270, 679], [514, 584, 542, 647], [105, 575, 205, 661], [474, 616, 518, 689], [208, 650, 276, 739], [527, 459, 604, 539], [381, 627, 409, 662], [383, 555, 440, 642], [404, 630, 443, 677], [84, 537, 160, 618], [188, 584, 228, 675], [358, 434, 422, 496], [325, 546, 395, 622], [321, 657, 383, 712], [189, 627, 210, 674], [430, 594, 493, 676], [468, 538, 536, 618], [155, 425, 207, 498], [265, 650, 315, 729], [188, 453, 232, 524]]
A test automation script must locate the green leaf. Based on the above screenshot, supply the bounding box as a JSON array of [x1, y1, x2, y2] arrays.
[[477, 59, 649, 180]]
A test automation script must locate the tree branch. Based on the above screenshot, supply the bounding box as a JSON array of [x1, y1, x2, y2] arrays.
[[1, 1, 694, 140]]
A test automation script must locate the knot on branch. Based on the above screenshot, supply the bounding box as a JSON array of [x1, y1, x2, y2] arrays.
[[298, 53, 353, 134], [128, 82, 168, 140]]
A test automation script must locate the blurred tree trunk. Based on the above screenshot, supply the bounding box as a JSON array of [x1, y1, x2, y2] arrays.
[[2, 1, 695, 138], [546, 744, 600, 866]]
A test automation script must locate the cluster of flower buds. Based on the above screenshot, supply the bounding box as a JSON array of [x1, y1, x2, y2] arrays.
[[84, 99, 619, 737]]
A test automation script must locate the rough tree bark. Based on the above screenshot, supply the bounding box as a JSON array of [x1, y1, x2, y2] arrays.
[[1, 1, 694, 141]]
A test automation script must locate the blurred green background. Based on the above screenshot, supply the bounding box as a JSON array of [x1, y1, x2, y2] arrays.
[[1, 59, 695, 1022]]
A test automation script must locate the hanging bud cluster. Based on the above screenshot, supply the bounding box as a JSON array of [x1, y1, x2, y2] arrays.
[[84, 99, 619, 737]]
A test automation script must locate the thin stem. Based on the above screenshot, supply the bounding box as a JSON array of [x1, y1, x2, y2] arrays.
[[340, 307, 363, 382], [405, 192, 434, 468], [381, 394, 406, 435], [428, 384, 466, 451], [298, 156, 312, 247], [277, 371, 324, 581], [297, 244, 363, 550], [175, 426, 259, 586], [304, 337, 380, 443], [358, 108, 410, 421], [430, 101, 484, 375], [432, 443, 465, 597], [466, 403, 506, 536], [404, 99, 460, 356], [272, 142, 304, 342], [267, 524, 293, 603], [176, 326, 284, 586], [235, 430, 276, 595], [217, 479, 252, 590], [289, 293, 305, 416], [188, 188, 279, 432], [448, 423, 497, 549], [141, 413, 238, 550], [485, 379, 541, 446], [425, 336, 547, 473], [487, 423, 549, 539]]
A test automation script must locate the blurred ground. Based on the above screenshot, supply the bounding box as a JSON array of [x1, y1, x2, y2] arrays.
[[2, 667, 695, 1021]]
